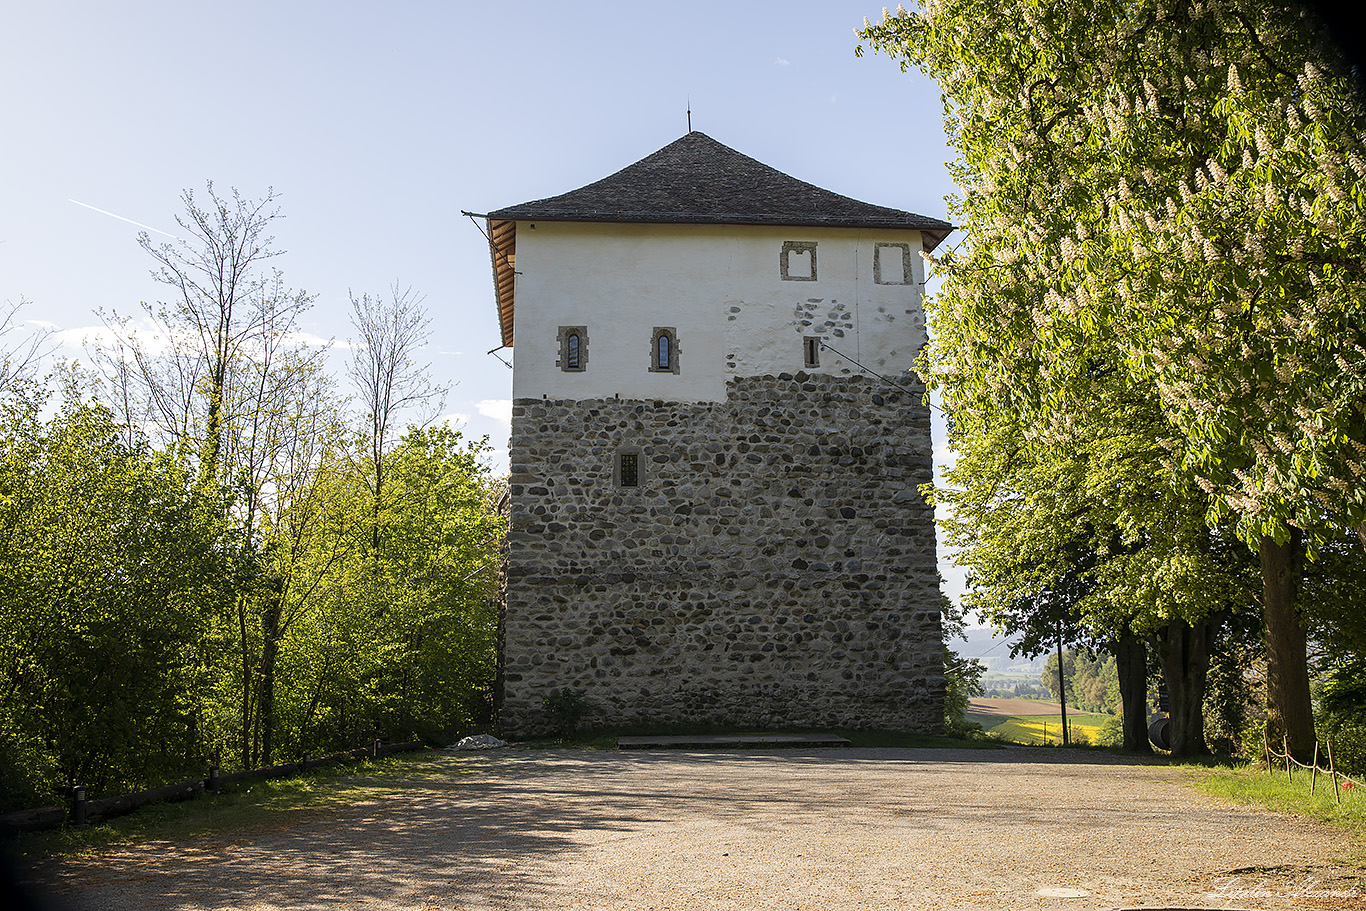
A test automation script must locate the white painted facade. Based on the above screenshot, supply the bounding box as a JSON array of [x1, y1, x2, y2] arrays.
[[510, 222, 928, 402]]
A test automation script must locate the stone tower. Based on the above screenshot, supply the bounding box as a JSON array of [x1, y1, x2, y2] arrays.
[[482, 132, 951, 736]]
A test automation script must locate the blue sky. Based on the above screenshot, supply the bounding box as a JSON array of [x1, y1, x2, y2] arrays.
[[1, 0, 973, 611]]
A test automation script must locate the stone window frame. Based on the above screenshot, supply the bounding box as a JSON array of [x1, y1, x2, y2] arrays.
[[780, 241, 818, 282], [649, 327, 680, 374], [615, 447, 642, 488], [872, 242, 913, 285], [804, 336, 821, 368], [557, 325, 588, 371]]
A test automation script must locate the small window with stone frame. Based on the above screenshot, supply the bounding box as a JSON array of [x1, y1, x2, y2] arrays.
[[804, 337, 821, 368], [557, 325, 588, 371], [780, 240, 818, 282], [873, 242, 913, 285], [650, 327, 680, 374]]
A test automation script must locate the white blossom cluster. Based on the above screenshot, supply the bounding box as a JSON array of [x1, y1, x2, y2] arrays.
[[860, 0, 1366, 547]]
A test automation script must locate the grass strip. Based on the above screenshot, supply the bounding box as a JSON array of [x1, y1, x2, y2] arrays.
[[1191, 762, 1366, 848]]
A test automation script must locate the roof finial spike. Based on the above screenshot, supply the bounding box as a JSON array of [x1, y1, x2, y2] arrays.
[[686, 97, 692, 133]]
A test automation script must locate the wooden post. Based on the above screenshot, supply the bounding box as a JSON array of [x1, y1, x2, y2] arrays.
[[71, 785, 86, 826], [1328, 739, 1341, 806], [1263, 730, 1270, 774], [208, 764, 221, 795], [1285, 734, 1292, 783], [1043, 722, 1048, 744], [372, 738, 381, 760], [1311, 741, 1320, 794]]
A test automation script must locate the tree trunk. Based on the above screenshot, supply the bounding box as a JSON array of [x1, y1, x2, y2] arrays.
[[1356, 523, 1365, 554], [1155, 616, 1211, 757], [237, 593, 253, 770], [1114, 632, 1151, 754], [1260, 532, 1316, 762], [258, 592, 283, 766]]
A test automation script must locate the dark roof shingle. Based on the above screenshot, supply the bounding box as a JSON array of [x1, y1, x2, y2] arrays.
[[489, 131, 951, 238]]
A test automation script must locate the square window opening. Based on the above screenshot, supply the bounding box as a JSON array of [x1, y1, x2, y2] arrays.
[[780, 241, 818, 282], [873, 242, 913, 285]]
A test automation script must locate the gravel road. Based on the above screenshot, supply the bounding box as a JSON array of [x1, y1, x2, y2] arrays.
[[24, 746, 1366, 910]]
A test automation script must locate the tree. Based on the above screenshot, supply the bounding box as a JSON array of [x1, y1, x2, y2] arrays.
[[929, 367, 1252, 754], [0, 387, 225, 804], [92, 184, 339, 769], [0, 297, 54, 396], [941, 595, 986, 736], [347, 283, 447, 556], [276, 425, 504, 749], [859, 0, 1365, 760], [97, 185, 314, 483]]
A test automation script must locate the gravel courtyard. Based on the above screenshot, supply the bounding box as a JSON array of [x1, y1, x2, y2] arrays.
[[28, 746, 1366, 910]]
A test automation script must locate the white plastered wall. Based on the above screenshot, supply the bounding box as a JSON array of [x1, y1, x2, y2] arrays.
[[510, 222, 927, 402]]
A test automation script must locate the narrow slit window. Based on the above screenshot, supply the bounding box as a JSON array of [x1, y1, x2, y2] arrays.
[[804, 337, 820, 368], [657, 334, 670, 370], [619, 452, 639, 487], [567, 333, 581, 368]]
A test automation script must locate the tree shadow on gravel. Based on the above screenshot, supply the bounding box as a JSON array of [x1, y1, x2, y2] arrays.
[[19, 747, 1289, 910]]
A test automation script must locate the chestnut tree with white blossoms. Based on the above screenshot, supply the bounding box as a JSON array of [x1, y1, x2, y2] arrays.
[[860, 0, 1365, 759]]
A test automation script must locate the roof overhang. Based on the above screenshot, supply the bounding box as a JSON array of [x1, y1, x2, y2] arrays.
[[488, 217, 516, 348]]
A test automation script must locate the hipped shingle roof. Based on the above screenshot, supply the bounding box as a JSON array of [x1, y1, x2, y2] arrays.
[[485, 132, 952, 346]]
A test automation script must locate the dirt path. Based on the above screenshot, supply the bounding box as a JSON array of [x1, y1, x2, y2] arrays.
[[25, 747, 1366, 910]]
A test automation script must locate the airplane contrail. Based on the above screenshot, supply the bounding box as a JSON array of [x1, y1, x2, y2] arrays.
[[68, 198, 180, 239]]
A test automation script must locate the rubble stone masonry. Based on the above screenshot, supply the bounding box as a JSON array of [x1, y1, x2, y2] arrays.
[[498, 371, 943, 736]]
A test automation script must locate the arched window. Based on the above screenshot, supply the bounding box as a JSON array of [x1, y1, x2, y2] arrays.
[[557, 325, 587, 371], [650, 327, 679, 374]]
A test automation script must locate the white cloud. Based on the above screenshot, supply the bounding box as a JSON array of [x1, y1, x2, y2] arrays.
[[440, 412, 471, 429], [26, 319, 60, 330], [53, 322, 176, 358], [775, 56, 791, 66], [476, 399, 512, 425], [283, 330, 344, 349]]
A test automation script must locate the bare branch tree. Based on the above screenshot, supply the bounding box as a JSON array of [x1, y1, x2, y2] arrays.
[[0, 296, 56, 395], [347, 283, 448, 555]]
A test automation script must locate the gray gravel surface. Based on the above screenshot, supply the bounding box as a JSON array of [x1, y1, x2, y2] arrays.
[[25, 746, 1366, 910]]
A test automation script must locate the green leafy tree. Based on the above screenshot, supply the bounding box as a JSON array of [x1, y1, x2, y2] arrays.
[[859, 0, 1365, 760], [941, 596, 986, 736], [269, 425, 504, 752], [0, 389, 225, 804]]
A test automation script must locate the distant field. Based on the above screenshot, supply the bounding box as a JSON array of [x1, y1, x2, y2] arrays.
[[966, 698, 1112, 745], [968, 697, 1065, 717]]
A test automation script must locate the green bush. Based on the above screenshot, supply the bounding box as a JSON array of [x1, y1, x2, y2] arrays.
[[542, 688, 592, 738], [1318, 712, 1366, 777], [1094, 716, 1123, 748]]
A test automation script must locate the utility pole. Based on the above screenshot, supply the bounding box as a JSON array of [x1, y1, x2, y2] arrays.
[[1057, 622, 1069, 746]]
